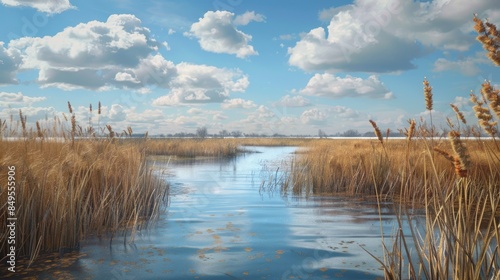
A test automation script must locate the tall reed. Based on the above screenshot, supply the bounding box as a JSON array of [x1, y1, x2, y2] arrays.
[[0, 103, 169, 264]]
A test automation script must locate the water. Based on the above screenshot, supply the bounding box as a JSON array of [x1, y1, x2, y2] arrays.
[[25, 146, 418, 279]]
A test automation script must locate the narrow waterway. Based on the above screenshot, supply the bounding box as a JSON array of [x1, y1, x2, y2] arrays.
[[35, 146, 418, 279]]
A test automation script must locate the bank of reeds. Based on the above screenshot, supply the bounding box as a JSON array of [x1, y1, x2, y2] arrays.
[[143, 137, 312, 159], [283, 16, 500, 279], [0, 105, 168, 264]]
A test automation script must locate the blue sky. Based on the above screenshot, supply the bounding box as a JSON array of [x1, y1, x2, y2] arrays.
[[0, 0, 499, 136]]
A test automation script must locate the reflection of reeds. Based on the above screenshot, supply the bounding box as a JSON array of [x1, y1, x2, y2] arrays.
[[0, 103, 169, 264]]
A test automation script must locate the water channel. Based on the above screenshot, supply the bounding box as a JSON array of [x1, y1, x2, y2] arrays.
[[31, 146, 419, 279]]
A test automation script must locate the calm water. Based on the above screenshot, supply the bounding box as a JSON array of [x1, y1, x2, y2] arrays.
[[30, 146, 419, 279]]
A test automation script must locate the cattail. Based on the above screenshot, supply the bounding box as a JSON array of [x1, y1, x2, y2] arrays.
[[369, 120, 383, 144], [450, 104, 467, 124], [127, 126, 133, 136], [470, 92, 498, 137], [89, 104, 92, 113], [423, 78, 433, 111], [19, 110, 26, 132], [481, 81, 500, 119], [68, 101, 73, 114], [385, 128, 390, 141], [448, 130, 471, 177], [98, 101, 101, 115]]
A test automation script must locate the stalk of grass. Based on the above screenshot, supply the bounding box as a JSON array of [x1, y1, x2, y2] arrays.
[[0, 103, 169, 265]]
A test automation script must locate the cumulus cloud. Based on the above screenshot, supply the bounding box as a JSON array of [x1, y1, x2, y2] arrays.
[[300, 108, 327, 124], [9, 14, 169, 91], [1, 0, 74, 14], [185, 11, 261, 58], [275, 95, 311, 107], [233, 11, 266, 26], [221, 98, 257, 109], [433, 53, 490, 76], [152, 63, 249, 106], [0, 92, 45, 106], [288, 0, 499, 73], [298, 74, 393, 99], [0, 42, 20, 85]]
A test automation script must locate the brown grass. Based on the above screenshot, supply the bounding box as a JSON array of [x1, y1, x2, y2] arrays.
[[0, 112, 168, 264]]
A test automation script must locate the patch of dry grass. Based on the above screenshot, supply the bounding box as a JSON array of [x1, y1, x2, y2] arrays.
[[0, 110, 168, 263]]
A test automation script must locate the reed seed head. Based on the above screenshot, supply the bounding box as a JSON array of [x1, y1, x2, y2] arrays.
[[98, 101, 101, 115], [405, 119, 416, 141], [473, 16, 500, 66], [433, 147, 455, 163], [448, 130, 471, 175], [450, 104, 467, 124], [481, 81, 500, 119], [423, 78, 433, 111], [68, 101, 73, 114], [36, 121, 43, 138], [369, 119, 383, 144]]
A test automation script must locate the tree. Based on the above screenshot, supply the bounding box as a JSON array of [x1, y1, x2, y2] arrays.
[[341, 129, 361, 137], [196, 126, 208, 138], [318, 129, 327, 138], [231, 130, 242, 138]]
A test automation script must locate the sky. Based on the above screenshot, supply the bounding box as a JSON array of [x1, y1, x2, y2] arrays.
[[0, 0, 499, 136]]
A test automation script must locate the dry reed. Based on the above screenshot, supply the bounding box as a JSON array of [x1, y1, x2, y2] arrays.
[[0, 103, 169, 266]]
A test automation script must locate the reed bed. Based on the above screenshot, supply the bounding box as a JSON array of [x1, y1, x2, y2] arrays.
[[0, 108, 168, 264], [283, 16, 500, 280], [143, 137, 312, 158]]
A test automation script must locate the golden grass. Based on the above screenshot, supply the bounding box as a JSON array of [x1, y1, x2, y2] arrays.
[[0, 121, 168, 263], [142, 137, 313, 159]]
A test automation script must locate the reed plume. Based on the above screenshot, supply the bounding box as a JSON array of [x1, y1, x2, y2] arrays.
[[481, 80, 500, 119], [448, 130, 471, 177], [405, 119, 416, 141], [473, 16, 500, 66], [423, 78, 433, 111], [450, 104, 467, 125], [470, 92, 498, 137], [369, 119, 383, 144]]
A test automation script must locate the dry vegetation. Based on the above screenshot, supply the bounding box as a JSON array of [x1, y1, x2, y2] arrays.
[[0, 105, 168, 265], [282, 16, 500, 279]]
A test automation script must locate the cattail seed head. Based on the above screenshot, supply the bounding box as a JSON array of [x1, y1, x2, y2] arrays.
[[68, 101, 73, 114], [98, 101, 101, 115]]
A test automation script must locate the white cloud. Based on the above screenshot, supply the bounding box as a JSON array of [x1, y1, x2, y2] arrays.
[[221, 98, 256, 109], [288, 0, 499, 73], [0, 92, 45, 106], [0, 42, 20, 85], [300, 108, 327, 124], [233, 11, 265, 26], [185, 11, 259, 58], [1, 0, 74, 14], [9, 14, 167, 90], [298, 74, 393, 99], [108, 104, 126, 121], [152, 63, 249, 106], [275, 95, 311, 107], [168, 28, 176, 35], [433, 53, 490, 76]]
